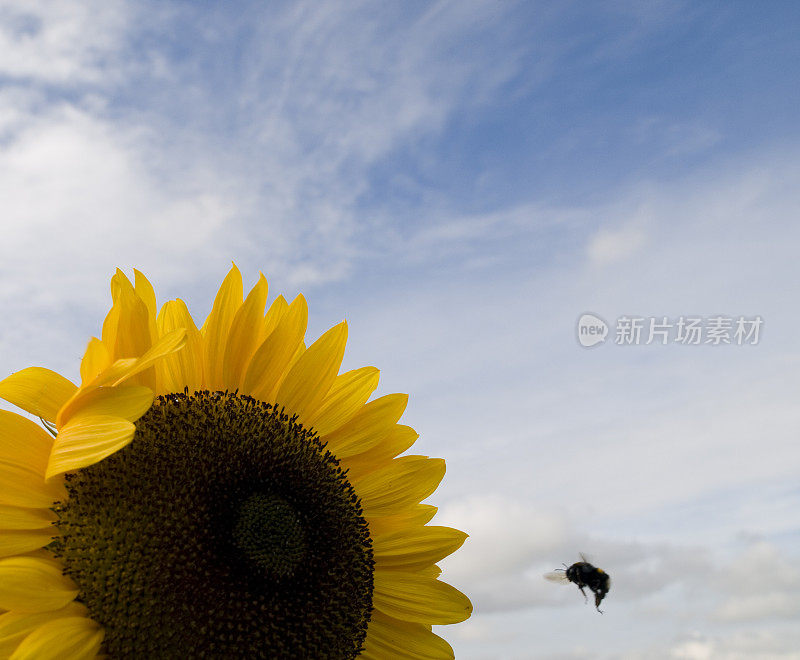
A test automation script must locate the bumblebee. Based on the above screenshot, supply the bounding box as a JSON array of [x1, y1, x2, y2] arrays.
[[544, 554, 610, 613]]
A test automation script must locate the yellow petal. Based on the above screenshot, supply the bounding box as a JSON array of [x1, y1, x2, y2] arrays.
[[0, 462, 65, 509], [106, 270, 153, 363], [242, 294, 308, 401], [0, 556, 78, 613], [305, 366, 380, 436], [323, 393, 408, 459], [373, 527, 468, 570], [284, 341, 306, 378], [133, 269, 157, 327], [367, 504, 438, 537], [372, 570, 472, 625], [360, 610, 454, 660], [0, 368, 77, 424], [0, 412, 66, 508], [134, 269, 158, 349], [0, 410, 51, 465], [341, 424, 419, 482], [203, 264, 244, 389], [0, 603, 87, 658], [107, 328, 187, 388], [84, 359, 134, 389], [417, 564, 443, 579], [259, 295, 288, 345], [57, 385, 153, 428], [79, 339, 110, 385], [354, 456, 445, 518], [276, 321, 348, 422], [0, 529, 58, 558], [156, 299, 204, 393], [46, 415, 135, 480], [108, 267, 132, 304], [222, 273, 268, 389], [10, 616, 103, 660], [100, 302, 120, 359], [0, 506, 56, 531], [56, 329, 185, 427]]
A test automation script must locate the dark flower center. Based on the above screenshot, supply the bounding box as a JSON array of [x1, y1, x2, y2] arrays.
[[49, 391, 374, 659], [232, 493, 307, 578]]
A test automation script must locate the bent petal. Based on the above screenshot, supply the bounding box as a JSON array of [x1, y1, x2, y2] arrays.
[[0, 369, 77, 424], [57, 386, 153, 428], [108, 329, 187, 388], [47, 415, 136, 479], [56, 328, 187, 428]]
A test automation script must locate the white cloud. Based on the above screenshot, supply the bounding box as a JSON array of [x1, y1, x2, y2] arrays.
[[587, 221, 648, 265], [435, 494, 569, 612], [670, 635, 714, 660], [0, 0, 530, 374], [0, 103, 237, 301], [0, 100, 244, 378], [666, 629, 800, 660], [713, 542, 800, 623], [630, 116, 722, 158], [0, 0, 129, 84]]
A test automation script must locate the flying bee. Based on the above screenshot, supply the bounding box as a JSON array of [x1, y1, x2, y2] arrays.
[[544, 554, 610, 613]]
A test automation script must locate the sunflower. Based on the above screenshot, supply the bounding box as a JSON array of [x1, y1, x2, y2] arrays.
[[0, 265, 471, 659]]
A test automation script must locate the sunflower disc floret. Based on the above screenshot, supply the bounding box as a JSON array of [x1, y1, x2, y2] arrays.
[[49, 391, 374, 658]]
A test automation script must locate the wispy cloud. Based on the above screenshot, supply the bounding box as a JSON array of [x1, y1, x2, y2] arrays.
[[0, 0, 130, 84], [0, 0, 528, 370]]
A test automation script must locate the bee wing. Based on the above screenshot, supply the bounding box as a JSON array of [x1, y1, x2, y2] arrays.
[[579, 552, 592, 564], [543, 571, 570, 583]]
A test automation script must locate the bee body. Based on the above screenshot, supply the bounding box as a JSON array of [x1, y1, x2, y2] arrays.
[[544, 554, 611, 613]]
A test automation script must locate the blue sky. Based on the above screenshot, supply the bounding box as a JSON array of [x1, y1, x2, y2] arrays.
[[1, 1, 799, 657]]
